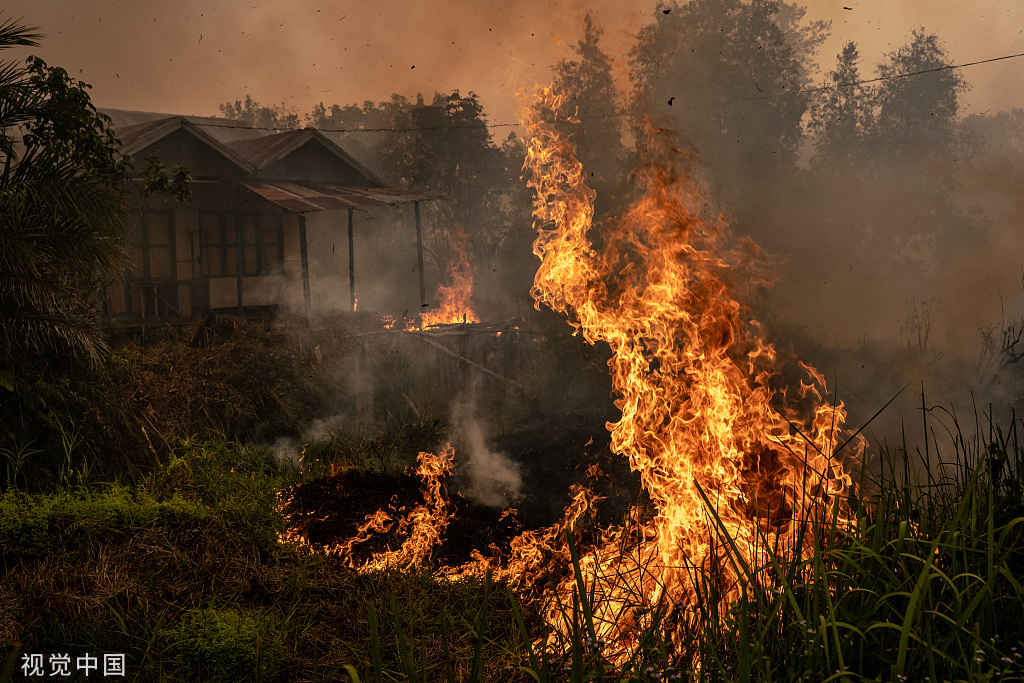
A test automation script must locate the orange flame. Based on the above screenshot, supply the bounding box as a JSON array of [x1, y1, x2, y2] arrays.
[[441, 483, 603, 597], [421, 229, 480, 327], [288, 85, 861, 665], [520, 86, 857, 655], [330, 444, 455, 571]]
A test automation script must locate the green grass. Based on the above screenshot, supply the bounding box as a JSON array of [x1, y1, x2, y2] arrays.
[[1, 406, 1023, 682], [0, 437, 522, 681]]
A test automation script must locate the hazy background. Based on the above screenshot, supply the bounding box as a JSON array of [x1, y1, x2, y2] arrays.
[[7, 0, 1024, 464], [4, 0, 1023, 124]]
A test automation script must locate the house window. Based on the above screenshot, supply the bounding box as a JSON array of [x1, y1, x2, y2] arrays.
[[241, 213, 285, 276], [201, 212, 284, 277], [260, 214, 285, 275], [200, 212, 237, 277], [124, 210, 178, 318]]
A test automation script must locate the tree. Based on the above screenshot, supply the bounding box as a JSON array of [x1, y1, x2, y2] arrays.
[[219, 95, 301, 130], [964, 107, 1024, 157], [808, 41, 876, 173], [630, 0, 826, 190], [868, 29, 980, 262], [397, 91, 532, 315], [550, 14, 630, 218], [307, 99, 399, 174], [0, 18, 130, 366], [0, 18, 196, 485], [873, 28, 969, 172]]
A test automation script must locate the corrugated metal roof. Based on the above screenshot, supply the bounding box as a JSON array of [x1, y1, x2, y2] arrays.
[[102, 108, 265, 144], [242, 179, 437, 213], [228, 130, 314, 170], [115, 116, 256, 173], [100, 108, 440, 211], [226, 129, 384, 186]]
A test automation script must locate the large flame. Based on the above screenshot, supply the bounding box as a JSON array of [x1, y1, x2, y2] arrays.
[[290, 86, 858, 664], [421, 228, 480, 327], [519, 86, 856, 654]]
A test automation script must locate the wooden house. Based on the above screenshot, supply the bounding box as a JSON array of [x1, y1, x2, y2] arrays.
[[100, 109, 433, 323]]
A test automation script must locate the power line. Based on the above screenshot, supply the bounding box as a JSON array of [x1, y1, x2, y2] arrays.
[[190, 49, 1024, 134], [704, 50, 1024, 109], [195, 118, 523, 133]]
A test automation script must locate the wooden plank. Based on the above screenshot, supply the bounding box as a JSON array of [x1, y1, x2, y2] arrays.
[[410, 332, 525, 391]]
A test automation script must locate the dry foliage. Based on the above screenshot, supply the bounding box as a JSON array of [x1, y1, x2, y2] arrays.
[[106, 315, 340, 458]]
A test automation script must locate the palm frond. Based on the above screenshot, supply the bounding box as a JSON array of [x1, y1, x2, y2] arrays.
[[0, 18, 127, 366], [0, 18, 41, 49]]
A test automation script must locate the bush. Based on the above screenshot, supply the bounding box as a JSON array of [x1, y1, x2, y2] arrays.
[[0, 483, 206, 555], [162, 608, 284, 682]]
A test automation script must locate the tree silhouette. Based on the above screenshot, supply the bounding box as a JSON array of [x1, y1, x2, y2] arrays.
[[551, 14, 630, 219], [630, 0, 826, 193], [868, 29, 980, 263], [808, 41, 876, 174], [219, 95, 301, 130], [873, 28, 969, 173]]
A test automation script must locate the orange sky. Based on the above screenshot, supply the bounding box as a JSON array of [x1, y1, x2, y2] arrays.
[[4, 0, 1024, 124]]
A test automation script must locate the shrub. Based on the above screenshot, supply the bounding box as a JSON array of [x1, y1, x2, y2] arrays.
[[162, 608, 283, 682]]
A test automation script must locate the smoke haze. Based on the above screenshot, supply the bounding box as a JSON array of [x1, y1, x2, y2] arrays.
[[5, 1, 1023, 125], [10, 0, 1024, 478]]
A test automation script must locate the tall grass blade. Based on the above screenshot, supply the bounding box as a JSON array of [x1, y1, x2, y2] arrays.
[[342, 663, 363, 683], [508, 588, 545, 679], [468, 570, 491, 683], [389, 595, 419, 683], [367, 604, 383, 683], [0, 646, 17, 683]]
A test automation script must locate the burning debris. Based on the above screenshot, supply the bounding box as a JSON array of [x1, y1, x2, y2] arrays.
[[421, 228, 480, 328]]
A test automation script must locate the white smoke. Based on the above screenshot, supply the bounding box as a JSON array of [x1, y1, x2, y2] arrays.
[[270, 413, 354, 470], [451, 392, 522, 507]]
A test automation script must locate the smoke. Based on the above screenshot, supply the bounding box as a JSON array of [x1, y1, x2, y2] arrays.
[[270, 414, 356, 470], [208, 4, 1024, 490], [450, 390, 523, 508], [605, 8, 1024, 473]]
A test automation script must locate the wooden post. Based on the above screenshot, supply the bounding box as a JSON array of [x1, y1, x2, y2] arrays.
[[348, 207, 356, 312], [298, 213, 311, 321], [414, 200, 427, 309], [234, 188, 244, 316]]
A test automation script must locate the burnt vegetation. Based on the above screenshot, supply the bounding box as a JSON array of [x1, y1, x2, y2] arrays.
[[3, 2, 1024, 682]]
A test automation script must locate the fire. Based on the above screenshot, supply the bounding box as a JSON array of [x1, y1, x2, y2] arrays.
[[382, 314, 417, 330], [286, 85, 860, 666], [327, 444, 455, 570], [421, 228, 480, 327], [441, 483, 604, 601], [520, 86, 856, 654]]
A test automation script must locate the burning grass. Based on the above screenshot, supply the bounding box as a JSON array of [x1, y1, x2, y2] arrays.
[[1, 415, 1022, 682], [4, 84, 1024, 683], [0, 437, 525, 681]]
